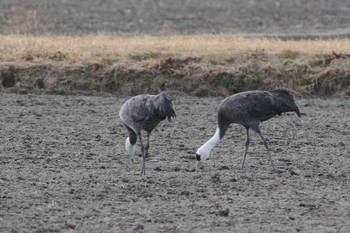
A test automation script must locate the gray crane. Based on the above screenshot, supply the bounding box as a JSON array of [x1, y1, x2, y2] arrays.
[[196, 89, 301, 171], [119, 91, 176, 176]]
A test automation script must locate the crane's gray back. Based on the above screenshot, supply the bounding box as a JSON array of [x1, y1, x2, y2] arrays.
[[218, 90, 277, 126], [217, 89, 299, 130]]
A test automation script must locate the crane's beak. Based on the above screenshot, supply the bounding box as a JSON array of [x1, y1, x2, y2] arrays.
[[196, 161, 202, 170], [196, 153, 202, 170], [295, 107, 301, 117]]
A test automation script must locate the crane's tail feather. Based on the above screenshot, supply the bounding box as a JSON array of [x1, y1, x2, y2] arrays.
[[154, 91, 176, 121]]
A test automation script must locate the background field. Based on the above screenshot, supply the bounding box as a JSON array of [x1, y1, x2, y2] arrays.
[[1, 0, 350, 37], [1, 1, 350, 233]]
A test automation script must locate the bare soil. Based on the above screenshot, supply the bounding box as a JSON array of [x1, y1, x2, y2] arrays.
[[1, 92, 349, 232]]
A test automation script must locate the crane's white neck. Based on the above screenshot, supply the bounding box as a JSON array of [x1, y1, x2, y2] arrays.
[[125, 137, 136, 159], [196, 128, 221, 162]]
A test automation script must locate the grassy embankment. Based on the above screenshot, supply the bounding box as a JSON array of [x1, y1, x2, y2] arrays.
[[0, 34, 349, 96]]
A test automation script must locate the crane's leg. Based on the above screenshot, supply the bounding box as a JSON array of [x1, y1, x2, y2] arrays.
[[145, 132, 151, 158], [138, 132, 146, 176], [257, 130, 276, 171], [242, 127, 250, 169]]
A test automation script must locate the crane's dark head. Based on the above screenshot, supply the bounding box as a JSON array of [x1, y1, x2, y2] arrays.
[[270, 89, 301, 117]]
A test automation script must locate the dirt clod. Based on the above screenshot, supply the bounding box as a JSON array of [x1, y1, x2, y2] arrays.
[[217, 208, 230, 217], [133, 224, 144, 232]]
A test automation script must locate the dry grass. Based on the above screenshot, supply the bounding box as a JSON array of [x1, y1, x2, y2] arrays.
[[0, 34, 349, 96], [1, 34, 350, 64]]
